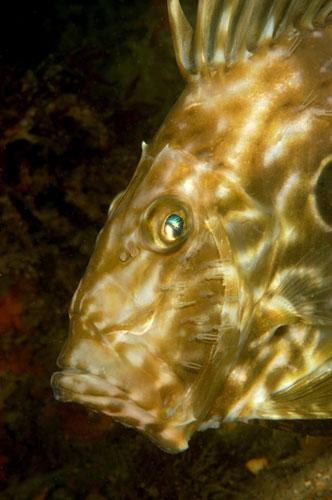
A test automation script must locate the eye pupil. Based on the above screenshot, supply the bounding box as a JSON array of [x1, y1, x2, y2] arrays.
[[164, 214, 184, 240]]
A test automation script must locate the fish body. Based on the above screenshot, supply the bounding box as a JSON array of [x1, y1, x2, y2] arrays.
[[52, 0, 332, 452]]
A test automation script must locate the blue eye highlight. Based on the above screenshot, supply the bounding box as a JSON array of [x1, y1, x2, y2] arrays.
[[163, 214, 185, 240]]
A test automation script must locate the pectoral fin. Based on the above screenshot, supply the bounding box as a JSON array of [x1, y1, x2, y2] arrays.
[[260, 359, 332, 419]]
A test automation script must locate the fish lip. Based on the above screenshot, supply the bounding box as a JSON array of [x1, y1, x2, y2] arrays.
[[51, 369, 191, 453], [51, 369, 155, 429], [51, 369, 128, 402]]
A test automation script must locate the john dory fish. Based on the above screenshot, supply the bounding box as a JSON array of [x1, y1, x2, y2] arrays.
[[52, 0, 332, 452]]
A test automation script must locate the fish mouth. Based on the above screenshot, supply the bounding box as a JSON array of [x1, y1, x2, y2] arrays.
[[51, 369, 191, 453], [51, 369, 131, 410]]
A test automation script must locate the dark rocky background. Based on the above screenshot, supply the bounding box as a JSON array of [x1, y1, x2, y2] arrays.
[[1, 1, 332, 498]]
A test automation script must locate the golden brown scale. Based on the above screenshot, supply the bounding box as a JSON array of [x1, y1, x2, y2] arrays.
[[52, 1, 332, 452]]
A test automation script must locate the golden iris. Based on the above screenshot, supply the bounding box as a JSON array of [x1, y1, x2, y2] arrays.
[[141, 195, 193, 253]]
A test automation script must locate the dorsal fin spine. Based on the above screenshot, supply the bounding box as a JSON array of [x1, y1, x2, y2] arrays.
[[229, 0, 257, 64], [300, 0, 329, 29], [167, 0, 332, 79], [167, 0, 195, 77], [257, 1, 287, 43], [214, 0, 243, 67], [194, 0, 215, 75], [316, 1, 332, 24]]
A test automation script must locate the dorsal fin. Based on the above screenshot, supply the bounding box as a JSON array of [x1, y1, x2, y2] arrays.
[[167, 0, 332, 78]]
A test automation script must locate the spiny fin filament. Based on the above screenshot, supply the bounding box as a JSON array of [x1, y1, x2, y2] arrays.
[[168, 0, 332, 77]]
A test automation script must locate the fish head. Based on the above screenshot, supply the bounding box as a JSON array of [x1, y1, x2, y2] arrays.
[[52, 143, 231, 452], [52, 0, 332, 451]]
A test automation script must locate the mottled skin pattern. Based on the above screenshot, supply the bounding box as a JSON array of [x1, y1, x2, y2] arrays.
[[52, 21, 332, 452]]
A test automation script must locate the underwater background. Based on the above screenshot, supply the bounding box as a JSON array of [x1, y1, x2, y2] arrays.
[[1, 0, 332, 498]]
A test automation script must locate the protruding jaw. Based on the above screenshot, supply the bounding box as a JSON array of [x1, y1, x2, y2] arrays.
[[51, 329, 197, 452]]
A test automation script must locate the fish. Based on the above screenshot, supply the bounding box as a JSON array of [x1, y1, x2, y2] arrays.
[[51, 0, 332, 453]]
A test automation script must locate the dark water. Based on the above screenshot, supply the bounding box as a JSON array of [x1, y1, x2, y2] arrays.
[[1, 1, 332, 499]]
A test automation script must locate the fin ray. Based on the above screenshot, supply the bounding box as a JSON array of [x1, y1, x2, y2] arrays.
[[266, 359, 332, 418], [167, 0, 332, 77], [268, 248, 332, 326], [167, 0, 195, 77], [194, 0, 219, 73]]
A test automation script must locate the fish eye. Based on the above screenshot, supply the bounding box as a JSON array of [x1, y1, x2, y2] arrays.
[[141, 195, 193, 253], [108, 190, 125, 215]]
